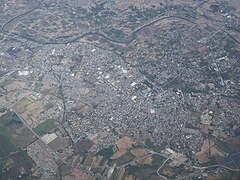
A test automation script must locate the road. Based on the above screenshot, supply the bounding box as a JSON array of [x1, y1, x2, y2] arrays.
[[7, 106, 240, 179], [3, 107, 169, 176], [192, 164, 240, 172], [157, 157, 170, 180], [2, 0, 239, 46]]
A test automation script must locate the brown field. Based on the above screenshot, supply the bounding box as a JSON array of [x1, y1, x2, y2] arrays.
[[125, 175, 133, 180], [111, 136, 134, 160], [40, 83, 57, 94], [4, 81, 26, 91], [130, 148, 148, 158], [49, 136, 68, 159], [196, 139, 214, 163], [13, 97, 32, 113], [72, 102, 93, 117], [211, 147, 225, 157], [91, 155, 103, 166], [137, 156, 153, 165], [83, 154, 94, 166], [116, 167, 125, 180], [116, 136, 135, 150], [111, 149, 126, 160], [72, 168, 94, 180], [162, 167, 175, 178], [20, 113, 33, 126], [14, 97, 46, 126], [25, 101, 44, 112], [195, 139, 224, 164], [201, 124, 210, 134], [207, 174, 222, 180]]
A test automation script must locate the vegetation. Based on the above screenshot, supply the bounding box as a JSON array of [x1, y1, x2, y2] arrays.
[[152, 154, 167, 165], [126, 164, 159, 179], [0, 110, 21, 127], [0, 150, 34, 179], [215, 138, 231, 153], [0, 111, 21, 157], [145, 138, 154, 148], [96, 146, 114, 159], [153, 142, 167, 153], [206, 156, 217, 166], [230, 171, 240, 179], [114, 150, 136, 166], [0, 127, 17, 157], [0, 79, 14, 88], [45, 102, 54, 109], [224, 39, 235, 51], [33, 119, 55, 136], [191, 111, 201, 123]]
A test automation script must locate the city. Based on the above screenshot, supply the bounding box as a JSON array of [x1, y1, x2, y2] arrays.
[[0, 0, 240, 179]]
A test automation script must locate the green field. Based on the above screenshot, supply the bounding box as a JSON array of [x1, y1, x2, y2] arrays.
[[0, 111, 21, 126], [126, 164, 159, 179], [114, 150, 136, 166], [0, 111, 21, 157], [192, 111, 201, 123], [215, 138, 231, 153], [0, 127, 17, 157], [33, 119, 55, 136], [0, 150, 34, 179], [0, 79, 14, 88], [152, 154, 167, 165], [145, 138, 154, 148], [97, 146, 114, 159], [153, 142, 167, 153]]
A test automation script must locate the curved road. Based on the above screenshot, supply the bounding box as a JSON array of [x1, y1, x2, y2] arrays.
[[1, 0, 239, 46], [157, 158, 170, 180], [2, 0, 231, 46]]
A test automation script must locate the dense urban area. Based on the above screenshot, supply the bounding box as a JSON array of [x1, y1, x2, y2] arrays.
[[0, 0, 240, 179]]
